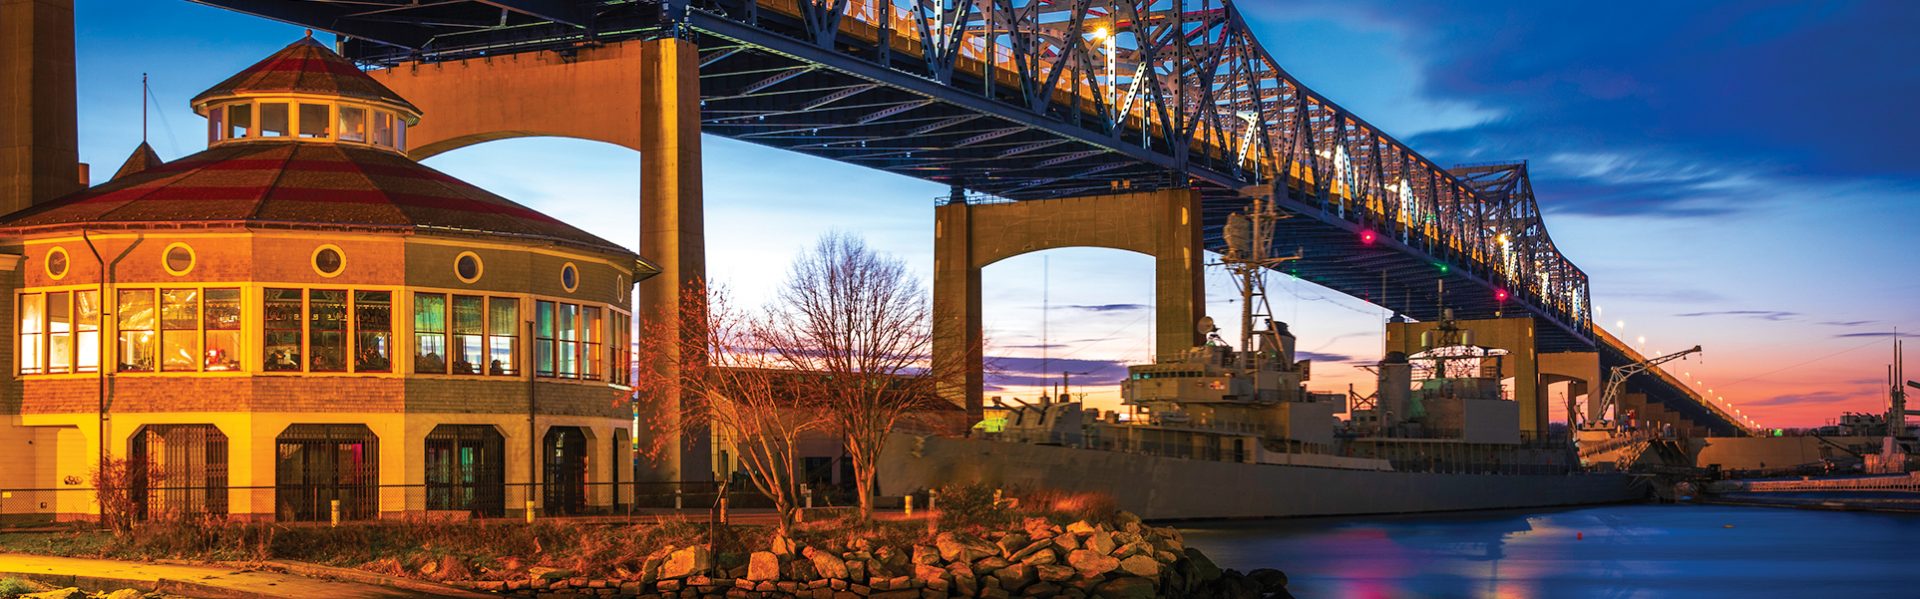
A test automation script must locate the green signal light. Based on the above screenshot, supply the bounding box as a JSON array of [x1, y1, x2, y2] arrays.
[[1434, 263, 1449, 274]]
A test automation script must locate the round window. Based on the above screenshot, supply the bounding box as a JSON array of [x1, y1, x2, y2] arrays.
[[162, 243, 195, 276], [312, 245, 345, 277], [454, 251, 484, 284], [45, 246, 70, 280], [560, 262, 579, 293]]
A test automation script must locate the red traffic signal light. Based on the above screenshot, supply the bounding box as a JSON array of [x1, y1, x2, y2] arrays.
[[1495, 289, 1510, 302], [1359, 230, 1377, 245]]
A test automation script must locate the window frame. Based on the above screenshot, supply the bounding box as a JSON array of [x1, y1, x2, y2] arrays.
[[413, 292, 522, 378]]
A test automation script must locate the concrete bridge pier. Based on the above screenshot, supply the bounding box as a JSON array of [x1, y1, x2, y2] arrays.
[[368, 37, 712, 482], [1, 0, 84, 213], [934, 189, 1206, 424]]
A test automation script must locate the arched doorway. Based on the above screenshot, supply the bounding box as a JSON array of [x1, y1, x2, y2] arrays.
[[275, 424, 379, 521], [424, 424, 505, 517], [542, 426, 588, 516], [130, 424, 228, 520]]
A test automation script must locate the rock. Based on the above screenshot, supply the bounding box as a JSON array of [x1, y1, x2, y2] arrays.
[[1153, 550, 1179, 564], [661, 546, 712, 579], [981, 586, 1011, 599], [20, 589, 83, 599], [1051, 533, 1081, 552], [1113, 541, 1153, 559], [974, 556, 1010, 571], [994, 563, 1034, 589], [748, 552, 782, 582], [996, 533, 1031, 557], [1116, 555, 1160, 578], [807, 546, 851, 579], [529, 567, 575, 581], [772, 536, 798, 557], [1084, 531, 1117, 556], [1065, 520, 1097, 536], [912, 545, 942, 566], [936, 532, 993, 564], [1011, 539, 1052, 562], [914, 563, 949, 584], [1018, 547, 1058, 566], [1182, 547, 1222, 583], [1066, 550, 1120, 578], [1021, 582, 1062, 598], [1247, 568, 1289, 592], [1092, 577, 1156, 599], [1035, 564, 1076, 582]]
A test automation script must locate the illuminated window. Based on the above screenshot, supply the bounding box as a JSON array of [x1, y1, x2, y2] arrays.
[[264, 288, 303, 371], [160, 289, 200, 372], [534, 300, 555, 378], [117, 289, 157, 372], [557, 303, 579, 378], [581, 306, 602, 380], [488, 298, 518, 376], [75, 291, 99, 373], [47, 291, 70, 374], [451, 295, 484, 374], [455, 252, 483, 284], [308, 290, 347, 372], [339, 106, 367, 142], [532, 300, 610, 380], [228, 103, 252, 139], [373, 112, 394, 148], [204, 288, 241, 371], [162, 243, 195, 276], [611, 311, 631, 386], [313, 245, 345, 277], [354, 291, 392, 372], [413, 293, 448, 374], [19, 293, 43, 374], [298, 103, 330, 138], [45, 246, 69, 280]]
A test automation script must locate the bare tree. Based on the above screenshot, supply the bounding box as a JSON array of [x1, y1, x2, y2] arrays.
[[632, 280, 829, 535], [761, 232, 953, 521]]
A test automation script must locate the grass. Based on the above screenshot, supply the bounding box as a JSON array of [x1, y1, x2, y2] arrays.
[[0, 577, 37, 597]]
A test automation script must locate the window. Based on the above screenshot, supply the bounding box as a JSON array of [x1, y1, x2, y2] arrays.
[[47, 291, 70, 373], [557, 303, 579, 378], [204, 289, 241, 371], [611, 311, 631, 386], [259, 102, 289, 137], [451, 295, 484, 374], [117, 289, 156, 372], [581, 306, 602, 380], [160, 289, 199, 372], [75, 291, 99, 373], [162, 243, 194, 276], [396, 119, 407, 150], [208, 105, 225, 142], [313, 245, 345, 277], [560, 263, 579, 293], [228, 103, 251, 139], [373, 112, 394, 148], [297, 103, 330, 138], [488, 298, 518, 376], [454, 252, 483, 284], [413, 293, 447, 374], [264, 288, 303, 371], [354, 291, 392, 372], [339, 106, 367, 142], [308, 290, 347, 372], [535, 300, 554, 378], [19, 293, 43, 374]]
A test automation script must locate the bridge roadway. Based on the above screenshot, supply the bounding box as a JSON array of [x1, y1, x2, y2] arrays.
[[191, 0, 1745, 436]]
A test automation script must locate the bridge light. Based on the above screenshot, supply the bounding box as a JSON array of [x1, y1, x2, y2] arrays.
[[1092, 26, 1110, 40], [1494, 288, 1509, 302], [1360, 230, 1377, 245], [1434, 262, 1449, 274]]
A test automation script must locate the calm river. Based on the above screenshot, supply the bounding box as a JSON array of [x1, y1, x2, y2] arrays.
[[1179, 504, 1920, 598]]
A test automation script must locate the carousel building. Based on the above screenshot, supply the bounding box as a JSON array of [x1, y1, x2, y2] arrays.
[[0, 37, 655, 521]]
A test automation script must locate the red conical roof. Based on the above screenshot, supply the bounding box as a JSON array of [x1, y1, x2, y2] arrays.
[[191, 36, 420, 116]]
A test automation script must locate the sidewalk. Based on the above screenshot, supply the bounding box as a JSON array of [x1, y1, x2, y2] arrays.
[[0, 553, 445, 598]]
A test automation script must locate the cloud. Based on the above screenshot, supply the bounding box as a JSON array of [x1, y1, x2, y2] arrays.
[[983, 356, 1130, 389], [1297, 350, 1363, 364], [1834, 332, 1920, 339], [1064, 303, 1149, 313], [1818, 320, 1876, 327], [1742, 391, 1861, 408], [1673, 310, 1799, 322]]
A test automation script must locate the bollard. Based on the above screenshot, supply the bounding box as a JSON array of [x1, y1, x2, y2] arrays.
[[804, 485, 814, 509], [720, 496, 730, 524], [526, 500, 536, 523], [675, 489, 684, 510], [330, 499, 340, 528], [929, 489, 938, 512], [904, 494, 914, 517]]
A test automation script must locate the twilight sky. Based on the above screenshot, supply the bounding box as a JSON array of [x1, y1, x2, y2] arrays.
[[69, 1, 1920, 428]]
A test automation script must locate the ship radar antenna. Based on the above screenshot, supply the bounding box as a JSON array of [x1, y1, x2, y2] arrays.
[[1221, 185, 1303, 377]]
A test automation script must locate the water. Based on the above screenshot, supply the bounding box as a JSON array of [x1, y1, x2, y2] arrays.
[[1179, 504, 1920, 599]]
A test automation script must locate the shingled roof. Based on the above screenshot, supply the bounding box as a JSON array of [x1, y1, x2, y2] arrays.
[[190, 36, 420, 116], [0, 141, 635, 258]]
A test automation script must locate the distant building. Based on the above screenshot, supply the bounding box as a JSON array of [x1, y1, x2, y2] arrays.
[[0, 37, 656, 522]]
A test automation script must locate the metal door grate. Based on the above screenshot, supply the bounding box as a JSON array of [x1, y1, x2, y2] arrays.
[[275, 424, 379, 521]]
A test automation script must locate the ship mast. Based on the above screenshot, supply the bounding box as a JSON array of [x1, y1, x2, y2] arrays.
[[1221, 186, 1302, 375]]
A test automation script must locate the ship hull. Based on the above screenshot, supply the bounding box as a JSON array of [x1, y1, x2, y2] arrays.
[[880, 435, 1646, 520]]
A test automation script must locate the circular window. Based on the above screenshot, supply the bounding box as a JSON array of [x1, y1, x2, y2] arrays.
[[312, 244, 345, 278], [616, 274, 629, 302], [45, 246, 70, 280], [560, 262, 580, 293], [161, 243, 196, 276], [454, 251, 484, 284]]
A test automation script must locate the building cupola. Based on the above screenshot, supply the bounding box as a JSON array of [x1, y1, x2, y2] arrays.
[[190, 34, 421, 152]]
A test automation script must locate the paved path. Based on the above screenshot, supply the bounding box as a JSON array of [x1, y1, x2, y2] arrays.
[[0, 553, 441, 598]]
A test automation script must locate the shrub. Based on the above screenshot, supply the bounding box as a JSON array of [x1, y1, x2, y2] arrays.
[[935, 483, 1012, 530], [0, 577, 35, 597]]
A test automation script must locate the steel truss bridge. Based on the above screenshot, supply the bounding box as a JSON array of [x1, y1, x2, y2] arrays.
[[190, 0, 1746, 435]]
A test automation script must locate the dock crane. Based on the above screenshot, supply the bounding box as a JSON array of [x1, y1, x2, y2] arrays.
[[1583, 345, 1703, 431]]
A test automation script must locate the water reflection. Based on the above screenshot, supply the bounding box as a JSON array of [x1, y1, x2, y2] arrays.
[[1179, 504, 1920, 599]]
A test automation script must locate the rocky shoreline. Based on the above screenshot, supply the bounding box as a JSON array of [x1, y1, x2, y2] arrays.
[[449, 515, 1292, 599]]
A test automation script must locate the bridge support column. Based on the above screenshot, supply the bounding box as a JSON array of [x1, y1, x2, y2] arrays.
[[1386, 317, 1547, 438], [1, 0, 83, 213], [934, 189, 1205, 425], [638, 37, 711, 484]]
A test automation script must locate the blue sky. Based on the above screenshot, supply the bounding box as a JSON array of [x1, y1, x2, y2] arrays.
[[71, 1, 1920, 427]]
